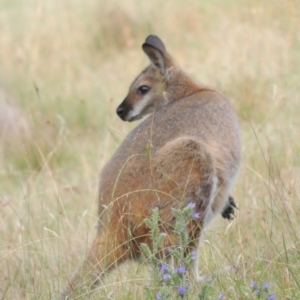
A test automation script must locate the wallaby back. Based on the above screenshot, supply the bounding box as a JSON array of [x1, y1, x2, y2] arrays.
[[61, 35, 241, 299]]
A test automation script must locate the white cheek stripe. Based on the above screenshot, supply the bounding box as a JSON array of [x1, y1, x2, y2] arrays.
[[126, 94, 152, 120]]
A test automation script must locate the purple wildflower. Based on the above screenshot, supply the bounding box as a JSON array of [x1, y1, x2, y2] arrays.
[[160, 264, 169, 273], [177, 286, 187, 295], [268, 295, 276, 300], [167, 247, 173, 253], [216, 293, 225, 299], [250, 281, 258, 291], [192, 212, 201, 219], [156, 292, 162, 300], [191, 249, 197, 260], [162, 273, 171, 280], [187, 202, 196, 209], [262, 282, 270, 291], [179, 227, 185, 233], [160, 232, 167, 237], [176, 266, 186, 275]]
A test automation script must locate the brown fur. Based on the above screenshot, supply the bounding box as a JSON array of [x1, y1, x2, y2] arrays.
[[61, 35, 241, 298]]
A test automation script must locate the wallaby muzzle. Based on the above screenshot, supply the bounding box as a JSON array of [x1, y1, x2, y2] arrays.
[[116, 98, 132, 121]]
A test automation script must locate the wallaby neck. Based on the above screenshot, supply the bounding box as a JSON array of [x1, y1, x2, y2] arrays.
[[166, 71, 208, 102]]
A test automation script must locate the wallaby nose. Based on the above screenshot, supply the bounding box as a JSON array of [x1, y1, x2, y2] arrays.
[[116, 106, 124, 118]]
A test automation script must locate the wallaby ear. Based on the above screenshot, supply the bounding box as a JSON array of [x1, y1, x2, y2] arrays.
[[142, 35, 174, 77]]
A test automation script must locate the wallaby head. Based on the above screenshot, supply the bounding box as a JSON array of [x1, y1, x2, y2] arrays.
[[116, 35, 181, 122]]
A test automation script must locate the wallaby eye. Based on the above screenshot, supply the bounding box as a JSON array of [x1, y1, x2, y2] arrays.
[[137, 85, 150, 95]]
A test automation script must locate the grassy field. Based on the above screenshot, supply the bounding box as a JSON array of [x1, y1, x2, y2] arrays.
[[1, 0, 300, 299]]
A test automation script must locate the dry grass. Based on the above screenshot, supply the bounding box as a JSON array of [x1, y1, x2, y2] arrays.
[[0, 0, 300, 299]]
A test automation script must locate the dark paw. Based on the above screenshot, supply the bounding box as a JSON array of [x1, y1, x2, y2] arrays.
[[221, 196, 238, 220]]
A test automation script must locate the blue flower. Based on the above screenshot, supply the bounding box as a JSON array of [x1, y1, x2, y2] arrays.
[[191, 249, 197, 260], [215, 293, 225, 299], [162, 273, 171, 280], [262, 282, 270, 291], [160, 232, 167, 237], [156, 292, 162, 299], [179, 227, 185, 233], [167, 247, 173, 253], [177, 286, 187, 295], [268, 294, 276, 300], [160, 264, 169, 273], [192, 212, 200, 219], [176, 266, 186, 274], [187, 202, 196, 209], [250, 281, 258, 291]]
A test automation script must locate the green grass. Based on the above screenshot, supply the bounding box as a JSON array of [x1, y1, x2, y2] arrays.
[[1, 0, 300, 299]]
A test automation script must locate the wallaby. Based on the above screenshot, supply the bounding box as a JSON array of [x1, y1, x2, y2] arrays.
[[61, 35, 241, 298]]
